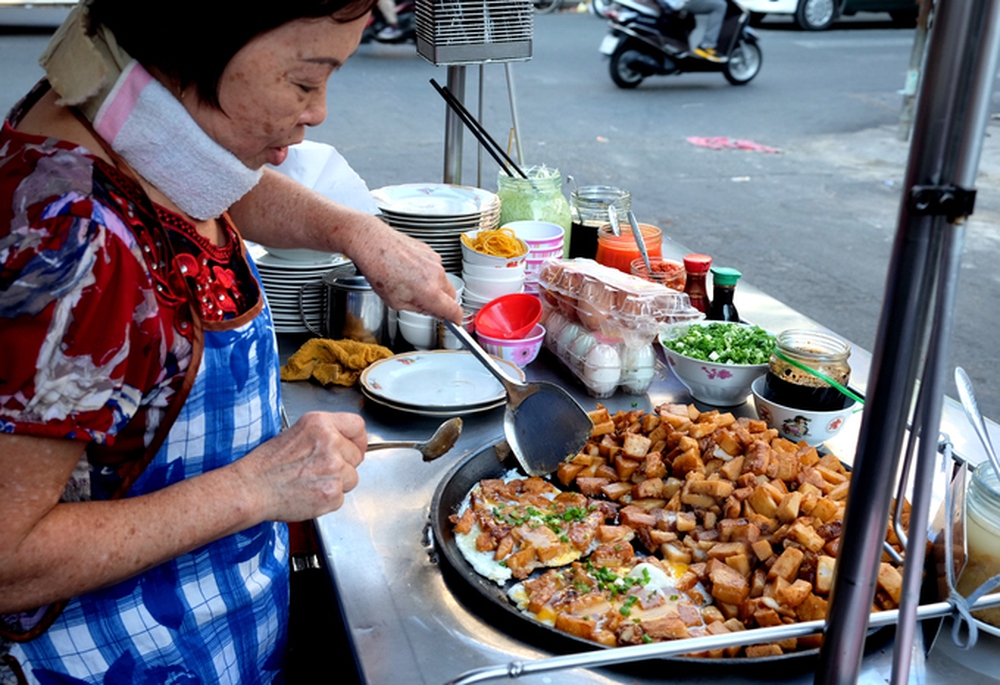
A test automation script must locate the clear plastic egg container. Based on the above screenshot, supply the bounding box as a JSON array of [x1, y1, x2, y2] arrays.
[[541, 306, 658, 399], [536, 258, 703, 349]]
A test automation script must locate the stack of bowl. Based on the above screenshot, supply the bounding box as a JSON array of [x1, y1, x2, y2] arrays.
[[398, 274, 465, 351], [504, 221, 566, 294], [460, 229, 528, 314]]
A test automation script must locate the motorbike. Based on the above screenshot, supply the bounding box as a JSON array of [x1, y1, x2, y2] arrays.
[[361, 0, 416, 44], [590, 0, 615, 16], [599, 0, 762, 88]]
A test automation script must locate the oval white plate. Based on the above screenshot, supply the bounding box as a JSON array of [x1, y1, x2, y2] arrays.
[[360, 386, 505, 417], [360, 350, 524, 410], [372, 183, 499, 219]]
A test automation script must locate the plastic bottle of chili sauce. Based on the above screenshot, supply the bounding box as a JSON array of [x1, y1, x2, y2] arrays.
[[682, 253, 712, 313]]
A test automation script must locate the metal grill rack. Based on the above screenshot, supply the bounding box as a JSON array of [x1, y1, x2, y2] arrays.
[[415, 0, 533, 66]]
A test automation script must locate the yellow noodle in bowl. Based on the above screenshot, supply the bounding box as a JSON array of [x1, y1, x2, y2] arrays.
[[462, 228, 528, 259]]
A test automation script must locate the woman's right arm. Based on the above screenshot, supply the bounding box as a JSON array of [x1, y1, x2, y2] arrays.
[[0, 411, 366, 614]]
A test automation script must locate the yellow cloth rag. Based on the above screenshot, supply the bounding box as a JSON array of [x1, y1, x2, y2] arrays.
[[280, 338, 394, 387]]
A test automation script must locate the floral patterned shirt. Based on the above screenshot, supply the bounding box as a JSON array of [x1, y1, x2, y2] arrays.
[[0, 95, 259, 500]]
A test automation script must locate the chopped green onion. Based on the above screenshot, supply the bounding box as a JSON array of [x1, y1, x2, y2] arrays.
[[662, 323, 775, 365]]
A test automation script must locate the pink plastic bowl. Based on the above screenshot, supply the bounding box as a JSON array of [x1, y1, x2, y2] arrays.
[[476, 324, 545, 368], [504, 221, 565, 249], [474, 292, 543, 340]]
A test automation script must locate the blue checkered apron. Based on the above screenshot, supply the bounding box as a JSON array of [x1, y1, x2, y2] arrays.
[[9, 275, 288, 684]]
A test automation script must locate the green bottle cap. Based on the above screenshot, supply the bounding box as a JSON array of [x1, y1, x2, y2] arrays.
[[711, 266, 742, 286]]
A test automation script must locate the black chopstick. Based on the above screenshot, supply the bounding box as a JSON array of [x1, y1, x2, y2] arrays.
[[430, 78, 521, 178], [429, 78, 529, 180]]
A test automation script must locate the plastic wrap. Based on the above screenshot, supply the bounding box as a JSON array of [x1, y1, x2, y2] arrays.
[[536, 258, 703, 398]]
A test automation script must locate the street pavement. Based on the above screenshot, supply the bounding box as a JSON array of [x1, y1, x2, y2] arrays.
[[2, 9, 998, 421]]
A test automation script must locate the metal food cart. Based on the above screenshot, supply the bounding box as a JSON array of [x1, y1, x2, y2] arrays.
[[282, 0, 1000, 680], [279, 237, 1000, 685]]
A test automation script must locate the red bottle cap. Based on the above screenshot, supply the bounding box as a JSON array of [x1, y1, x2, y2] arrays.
[[683, 253, 712, 273]]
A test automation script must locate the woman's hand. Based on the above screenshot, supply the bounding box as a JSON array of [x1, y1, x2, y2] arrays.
[[345, 215, 464, 323], [237, 411, 368, 522]]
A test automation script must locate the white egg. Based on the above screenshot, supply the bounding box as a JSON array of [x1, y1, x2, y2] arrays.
[[583, 343, 621, 396], [556, 322, 584, 358], [620, 344, 657, 394], [455, 522, 512, 585], [568, 331, 598, 371], [543, 311, 568, 349]]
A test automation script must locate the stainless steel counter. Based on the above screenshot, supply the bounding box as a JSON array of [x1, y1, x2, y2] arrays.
[[279, 245, 1000, 685]]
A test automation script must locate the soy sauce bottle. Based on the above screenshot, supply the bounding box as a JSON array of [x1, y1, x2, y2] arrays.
[[682, 253, 712, 314], [707, 267, 742, 322]]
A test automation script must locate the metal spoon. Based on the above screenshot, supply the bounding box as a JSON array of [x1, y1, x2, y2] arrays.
[[608, 205, 621, 236], [954, 366, 1000, 478], [367, 417, 464, 462], [627, 209, 653, 274]]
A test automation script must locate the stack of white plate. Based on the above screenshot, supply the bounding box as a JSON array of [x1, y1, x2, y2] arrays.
[[247, 243, 352, 334], [358, 350, 525, 416], [372, 183, 501, 274]]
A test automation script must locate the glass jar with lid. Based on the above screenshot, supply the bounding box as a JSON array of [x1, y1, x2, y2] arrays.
[[497, 166, 572, 258], [569, 185, 631, 260], [595, 222, 662, 274], [956, 463, 1000, 627], [761, 329, 852, 411]]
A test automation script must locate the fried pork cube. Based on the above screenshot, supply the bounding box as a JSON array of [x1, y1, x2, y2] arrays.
[[505, 547, 540, 579], [707, 558, 750, 605], [589, 540, 634, 568], [641, 613, 691, 641]]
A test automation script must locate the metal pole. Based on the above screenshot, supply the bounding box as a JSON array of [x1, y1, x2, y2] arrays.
[[891, 220, 964, 684], [816, 0, 1000, 682], [504, 62, 525, 166], [443, 65, 466, 184], [477, 64, 485, 189], [897, 0, 933, 141]]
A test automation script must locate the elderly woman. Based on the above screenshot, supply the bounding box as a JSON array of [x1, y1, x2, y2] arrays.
[[0, 0, 461, 682]]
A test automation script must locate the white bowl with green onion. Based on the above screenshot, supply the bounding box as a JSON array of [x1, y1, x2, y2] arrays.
[[658, 321, 775, 406]]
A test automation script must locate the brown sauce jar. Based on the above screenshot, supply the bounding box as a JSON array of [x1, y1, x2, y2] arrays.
[[761, 329, 852, 411]]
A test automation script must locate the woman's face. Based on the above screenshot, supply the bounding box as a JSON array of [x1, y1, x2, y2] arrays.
[[184, 15, 368, 169]]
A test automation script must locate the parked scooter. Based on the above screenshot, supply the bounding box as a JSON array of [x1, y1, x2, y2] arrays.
[[361, 0, 416, 44], [599, 0, 762, 88], [590, 0, 615, 17]]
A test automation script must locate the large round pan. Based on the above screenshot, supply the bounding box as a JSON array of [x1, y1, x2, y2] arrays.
[[429, 443, 888, 676]]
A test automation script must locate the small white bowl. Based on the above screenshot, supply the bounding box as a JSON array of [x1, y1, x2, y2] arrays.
[[462, 272, 525, 301], [462, 290, 492, 307], [751, 376, 858, 446], [461, 260, 526, 280], [398, 314, 436, 350], [461, 230, 528, 268], [446, 273, 465, 302]]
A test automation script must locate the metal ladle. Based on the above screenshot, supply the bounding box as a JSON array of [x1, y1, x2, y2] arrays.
[[367, 417, 464, 462], [954, 366, 1000, 478]]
